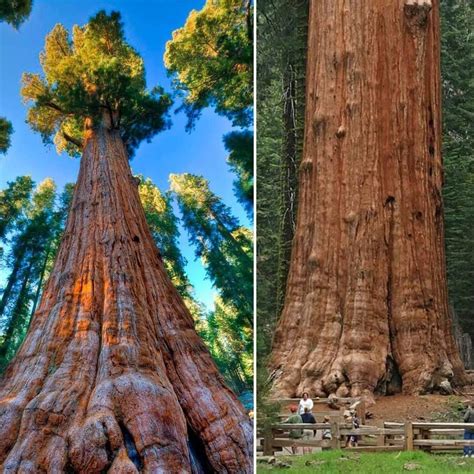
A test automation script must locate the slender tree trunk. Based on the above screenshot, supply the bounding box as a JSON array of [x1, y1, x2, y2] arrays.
[[0, 122, 252, 473], [0, 260, 33, 362], [28, 244, 51, 322], [270, 0, 466, 401], [0, 249, 26, 317]]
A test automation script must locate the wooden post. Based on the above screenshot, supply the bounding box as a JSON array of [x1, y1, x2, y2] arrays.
[[331, 421, 341, 449], [404, 422, 414, 451], [375, 419, 385, 447], [356, 400, 366, 424], [263, 428, 273, 456]]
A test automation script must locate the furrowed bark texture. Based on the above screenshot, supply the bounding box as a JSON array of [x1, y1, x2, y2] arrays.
[[0, 123, 252, 473], [270, 0, 466, 400]]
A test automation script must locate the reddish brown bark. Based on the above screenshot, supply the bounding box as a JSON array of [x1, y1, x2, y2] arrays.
[[0, 119, 252, 472], [270, 0, 466, 401]]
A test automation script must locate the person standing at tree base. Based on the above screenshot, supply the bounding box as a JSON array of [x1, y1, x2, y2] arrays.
[[463, 400, 474, 457]]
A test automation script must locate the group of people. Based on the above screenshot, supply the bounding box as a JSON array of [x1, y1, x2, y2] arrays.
[[284, 392, 343, 454], [284, 394, 474, 457]]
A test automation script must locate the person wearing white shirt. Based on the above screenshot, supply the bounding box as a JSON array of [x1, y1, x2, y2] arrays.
[[298, 392, 313, 415]]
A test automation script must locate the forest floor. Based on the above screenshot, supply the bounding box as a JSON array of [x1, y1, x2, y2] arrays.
[[257, 450, 474, 473], [367, 392, 473, 423]]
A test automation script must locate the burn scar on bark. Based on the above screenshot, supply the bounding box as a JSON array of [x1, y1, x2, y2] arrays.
[[404, 0, 432, 29], [384, 195, 399, 394], [119, 421, 143, 471]]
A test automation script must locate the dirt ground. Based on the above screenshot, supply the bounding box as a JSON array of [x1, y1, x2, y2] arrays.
[[368, 386, 474, 422]]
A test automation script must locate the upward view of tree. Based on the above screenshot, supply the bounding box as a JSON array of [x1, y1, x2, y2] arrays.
[[0, 11, 252, 473], [267, 0, 466, 401], [165, 0, 254, 219], [0, 0, 32, 28]]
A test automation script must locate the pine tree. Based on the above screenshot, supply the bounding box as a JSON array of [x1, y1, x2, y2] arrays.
[[441, 0, 474, 343], [0, 176, 34, 251], [165, 0, 254, 219], [170, 173, 253, 326], [164, 0, 252, 129], [0, 117, 13, 154], [0, 179, 57, 369], [1, 11, 251, 472], [0, 0, 32, 28], [224, 130, 254, 217]]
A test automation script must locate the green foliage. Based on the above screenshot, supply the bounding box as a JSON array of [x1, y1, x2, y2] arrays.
[[224, 130, 253, 217], [0, 117, 13, 154], [0, 178, 62, 369], [170, 172, 253, 392], [21, 10, 172, 157], [164, 0, 252, 129], [0, 176, 34, 241], [441, 0, 474, 339], [0, 0, 32, 28], [257, 450, 474, 473], [256, 0, 308, 364], [170, 173, 253, 322], [198, 296, 252, 394]]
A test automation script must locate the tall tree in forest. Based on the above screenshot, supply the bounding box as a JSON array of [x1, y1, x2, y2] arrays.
[[269, 0, 466, 401], [441, 0, 474, 342], [0, 11, 251, 472], [0, 176, 34, 246], [0, 117, 13, 154], [256, 0, 308, 358], [200, 296, 253, 395], [0, 179, 57, 368], [170, 173, 253, 328], [224, 130, 253, 215], [165, 0, 254, 218], [164, 0, 252, 128], [0, 0, 32, 28]]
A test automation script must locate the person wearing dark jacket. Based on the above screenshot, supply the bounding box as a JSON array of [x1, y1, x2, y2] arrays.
[[463, 401, 474, 457], [301, 408, 317, 454]]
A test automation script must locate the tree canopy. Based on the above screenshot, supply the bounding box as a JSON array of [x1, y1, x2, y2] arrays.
[[20, 10, 172, 157], [0, 117, 13, 154], [0, 0, 32, 28], [164, 0, 252, 129], [224, 130, 253, 216]]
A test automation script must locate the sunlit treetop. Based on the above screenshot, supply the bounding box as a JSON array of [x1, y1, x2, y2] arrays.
[[0, 0, 32, 29], [0, 117, 13, 154], [164, 0, 252, 130], [21, 10, 172, 158]]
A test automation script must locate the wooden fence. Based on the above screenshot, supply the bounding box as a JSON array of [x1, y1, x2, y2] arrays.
[[261, 421, 474, 455]]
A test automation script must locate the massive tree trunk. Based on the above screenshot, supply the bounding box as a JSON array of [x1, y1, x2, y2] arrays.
[[0, 119, 252, 473], [270, 0, 466, 401]]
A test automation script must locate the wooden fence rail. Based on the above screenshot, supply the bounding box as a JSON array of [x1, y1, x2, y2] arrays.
[[261, 421, 474, 456]]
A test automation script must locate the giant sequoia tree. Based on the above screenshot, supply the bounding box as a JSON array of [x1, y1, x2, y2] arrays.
[[270, 0, 466, 401], [0, 11, 252, 472]]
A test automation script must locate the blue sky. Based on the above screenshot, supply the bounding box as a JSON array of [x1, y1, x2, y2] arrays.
[[0, 0, 251, 310]]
